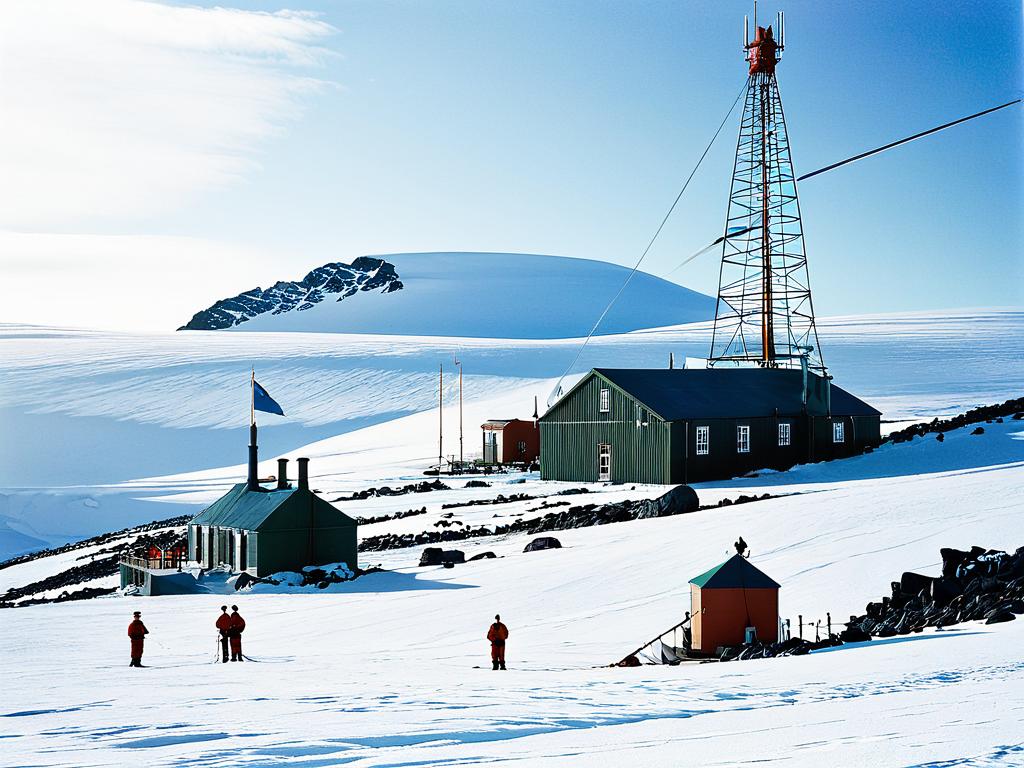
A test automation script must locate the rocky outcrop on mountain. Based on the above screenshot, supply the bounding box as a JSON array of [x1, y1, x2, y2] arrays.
[[178, 256, 404, 331]]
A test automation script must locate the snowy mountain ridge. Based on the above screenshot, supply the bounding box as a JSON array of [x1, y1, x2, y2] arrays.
[[179, 252, 717, 338], [179, 256, 403, 331]]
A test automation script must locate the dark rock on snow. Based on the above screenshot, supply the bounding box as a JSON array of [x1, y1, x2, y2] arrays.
[[884, 397, 1023, 444], [985, 610, 1016, 625], [337, 479, 449, 502], [524, 537, 562, 552], [418, 548, 465, 567], [636, 484, 699, 519]]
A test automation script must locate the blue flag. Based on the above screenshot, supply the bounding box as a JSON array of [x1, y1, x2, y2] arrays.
[[253, 379, 285, 416]]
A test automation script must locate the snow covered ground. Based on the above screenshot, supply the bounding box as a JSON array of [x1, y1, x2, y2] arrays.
[[1, 304, 1023, 765], [1, 420, 1022, 766], [1, 308, 1021, 557]]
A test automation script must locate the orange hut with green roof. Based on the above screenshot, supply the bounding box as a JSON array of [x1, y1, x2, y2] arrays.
[[689, 555, 781, 654]]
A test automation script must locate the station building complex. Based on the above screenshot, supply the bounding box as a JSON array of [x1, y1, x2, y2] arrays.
[[538, 367, 880, 485]]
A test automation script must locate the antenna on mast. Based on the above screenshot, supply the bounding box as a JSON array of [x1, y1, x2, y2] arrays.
[[710, 6, 825, 376]]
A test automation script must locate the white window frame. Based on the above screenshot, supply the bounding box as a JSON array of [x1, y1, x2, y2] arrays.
[[599, 388, 610, 413], [778, 422, 791, 447], [636, 405, 650, 427], [737, 425, 750, 453], [695, 425, 710, 456], [833, 420, 845, 443], [598, 443, 611, 481]]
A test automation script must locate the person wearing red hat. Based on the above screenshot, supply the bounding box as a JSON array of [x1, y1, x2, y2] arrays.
[[128, 611, 148, 667]]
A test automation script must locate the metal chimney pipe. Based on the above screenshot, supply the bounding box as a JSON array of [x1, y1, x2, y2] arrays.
[[297, 457, 310, 491], [276, 458, 290, 490], [247, 423, 259, 491]]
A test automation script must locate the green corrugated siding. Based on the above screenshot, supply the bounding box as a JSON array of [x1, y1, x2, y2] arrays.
[[540, 373, 671, 484]]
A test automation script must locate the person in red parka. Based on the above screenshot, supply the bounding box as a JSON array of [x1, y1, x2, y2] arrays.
[[215, 606, 231, 663], [228, 605, 246, 662], [486, 614, 509, 670], [128, 611, 148, 667]]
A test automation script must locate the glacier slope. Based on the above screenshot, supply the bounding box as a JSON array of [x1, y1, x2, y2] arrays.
[[0, 309, 1021, 555], [0, 423, 1022, 767]]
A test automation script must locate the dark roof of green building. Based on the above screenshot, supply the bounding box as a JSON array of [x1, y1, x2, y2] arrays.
[[689, 554, 781, 589], [590, 367, 880, 421], [189, 483, 297, 529]]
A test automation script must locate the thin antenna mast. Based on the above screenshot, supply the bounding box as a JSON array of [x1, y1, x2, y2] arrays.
[[455, 355, 463, 467], [438, 364, 444, 472]]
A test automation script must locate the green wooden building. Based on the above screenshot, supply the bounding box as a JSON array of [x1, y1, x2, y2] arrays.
[[539, 367, 880, 484], [188, 456, 358, 577]]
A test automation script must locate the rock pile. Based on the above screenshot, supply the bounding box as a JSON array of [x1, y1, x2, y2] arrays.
[[354, 507, 428, 526], [440, 487, 589, 510], [0, 514, 190, 572], [1, 554, 122, 607], [418, 548, 465, 566], [846, 545, 1024, 636], [524, 537, 561, 552], [441, 493, 536, 510], [719, 545, 1024, 663], [885, 397, 1023, 445], [335, 479, 450, 502], [359, 488, 781, 554], [2, 528, 188, 608], [635, 485, 699, 518]]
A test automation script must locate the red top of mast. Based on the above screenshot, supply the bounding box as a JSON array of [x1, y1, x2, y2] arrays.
[[747, 25, 779, 75]]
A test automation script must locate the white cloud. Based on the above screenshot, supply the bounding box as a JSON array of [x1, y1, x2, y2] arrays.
[[0, 0, 334, 227], [0, 230, 289, 331]]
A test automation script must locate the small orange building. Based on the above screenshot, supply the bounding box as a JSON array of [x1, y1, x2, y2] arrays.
[[481, 419, 539, 464], [689, 554, 780, 655]]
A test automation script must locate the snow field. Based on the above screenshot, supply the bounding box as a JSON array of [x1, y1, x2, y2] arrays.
[[1, 422, 1022, 766]]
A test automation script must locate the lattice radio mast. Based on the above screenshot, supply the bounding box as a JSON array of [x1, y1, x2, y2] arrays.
[[709, 7, 825, 376]]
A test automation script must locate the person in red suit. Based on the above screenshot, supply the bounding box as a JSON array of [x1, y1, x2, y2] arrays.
[[486, 614, 509, 670], [128, 611, 148, 667], [215, 606, 231, 663], [228, 605, 246, 662]]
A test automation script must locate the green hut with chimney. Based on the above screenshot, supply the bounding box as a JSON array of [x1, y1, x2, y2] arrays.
[[188, 428, 357, 577]]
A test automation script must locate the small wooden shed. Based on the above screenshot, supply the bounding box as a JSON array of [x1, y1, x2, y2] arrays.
[[481, 419, 539, 464], [689, 554, 780, 654]]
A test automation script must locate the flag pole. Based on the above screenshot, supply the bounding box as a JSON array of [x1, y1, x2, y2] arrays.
[[248, 367, 258, 491]]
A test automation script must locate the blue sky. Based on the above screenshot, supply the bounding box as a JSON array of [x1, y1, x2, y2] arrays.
[[1, 0, 1020, 329]]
